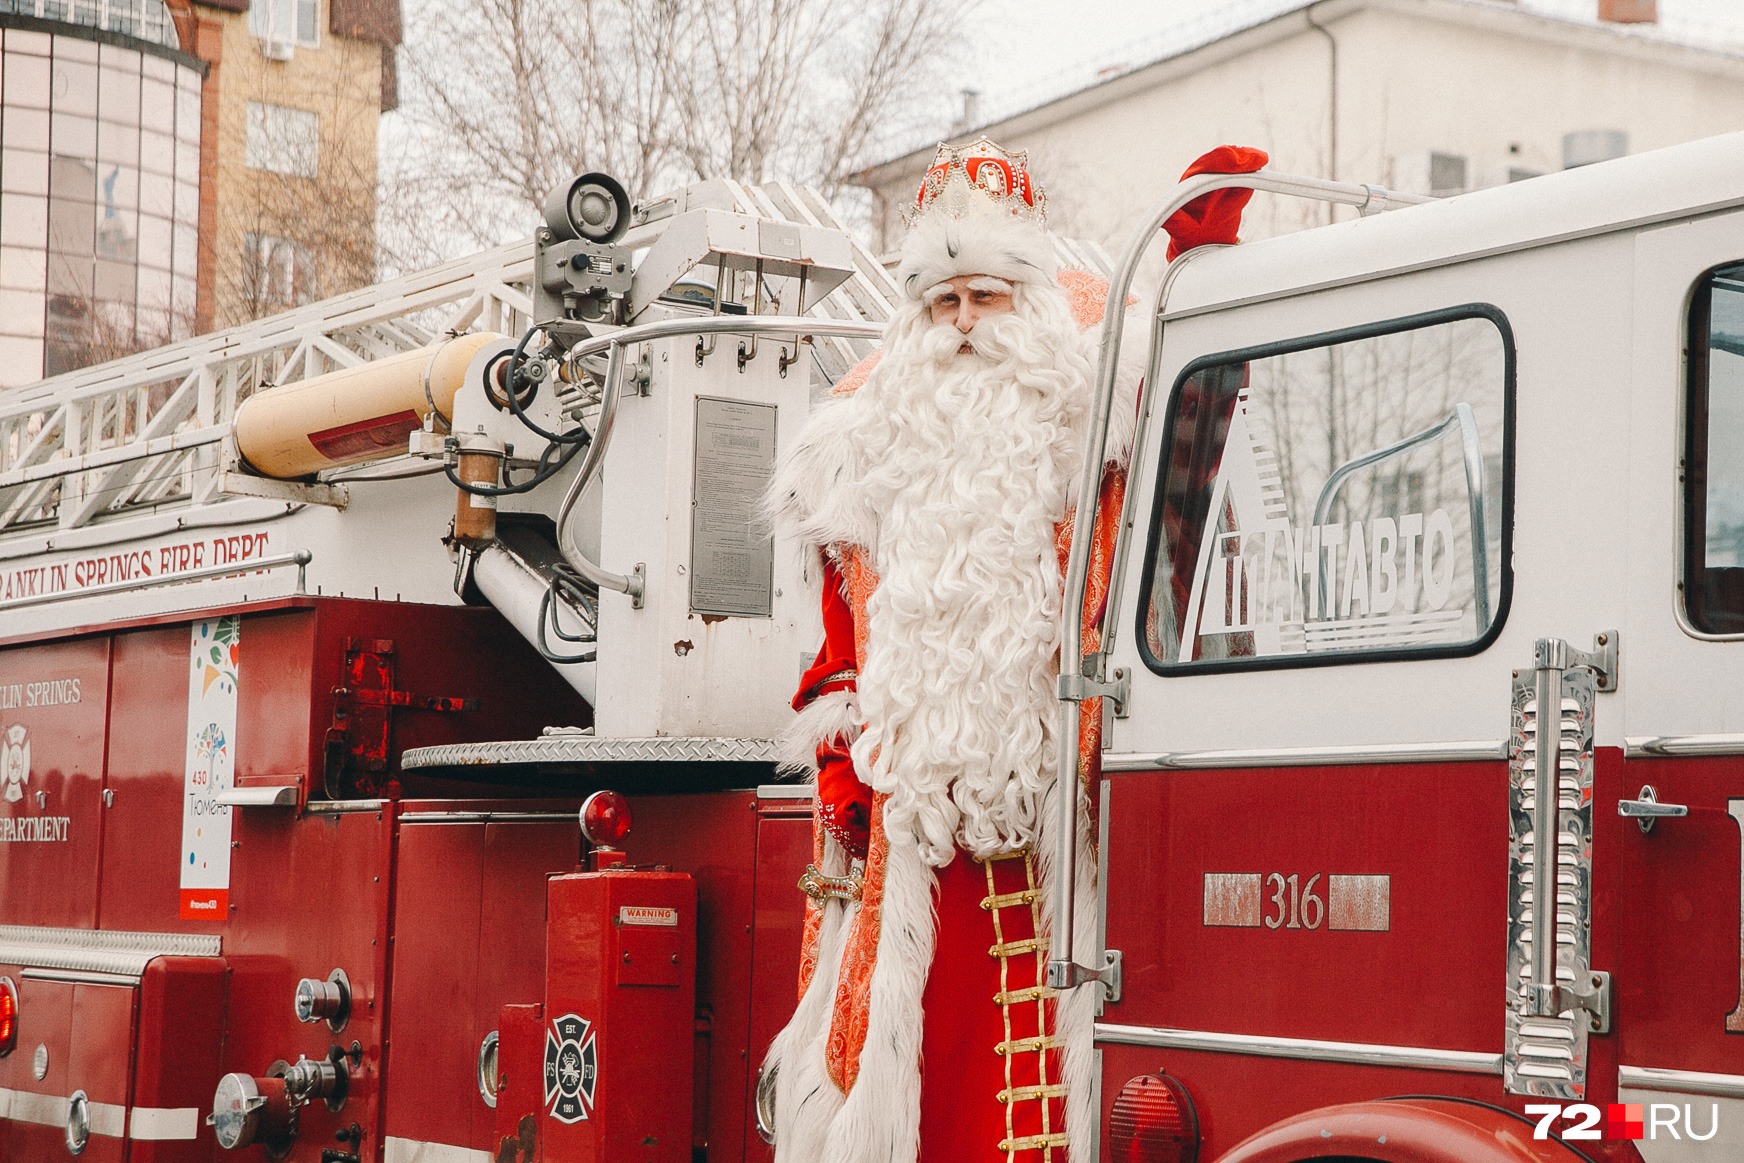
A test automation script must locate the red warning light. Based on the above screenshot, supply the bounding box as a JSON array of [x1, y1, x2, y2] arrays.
[[581, 790, 632, 849], [1108, 1072, 1199, 1163], [0, 976, 17, 1057]]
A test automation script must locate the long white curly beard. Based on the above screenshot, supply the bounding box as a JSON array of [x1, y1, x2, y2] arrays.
[[843, 284, 1095, 867]]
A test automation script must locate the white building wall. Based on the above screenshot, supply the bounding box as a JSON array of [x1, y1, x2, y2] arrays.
[[860, 0, 1744, 259]]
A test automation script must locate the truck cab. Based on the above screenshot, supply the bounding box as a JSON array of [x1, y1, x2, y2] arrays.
[[1088, 131, 1744, 1160]]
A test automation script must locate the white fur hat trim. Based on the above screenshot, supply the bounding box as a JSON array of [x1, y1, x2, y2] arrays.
[[896, 212, 1058, 301]]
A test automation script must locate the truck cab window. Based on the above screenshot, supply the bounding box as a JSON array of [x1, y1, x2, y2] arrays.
[[1684, 263, 1744, 633], [1139, 307, 1512, 671]]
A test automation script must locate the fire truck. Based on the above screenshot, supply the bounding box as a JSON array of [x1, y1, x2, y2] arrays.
[[0, 126, 1741, 1163]]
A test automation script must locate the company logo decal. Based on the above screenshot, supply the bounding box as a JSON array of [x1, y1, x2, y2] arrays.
[[543, 1013, 597, 1125], [1528, 1103, 1718, 1142], [1, 724, 28, 803], [0, 721, 66, 842]]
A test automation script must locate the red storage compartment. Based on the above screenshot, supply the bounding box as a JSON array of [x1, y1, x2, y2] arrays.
[[543, 870, 696, 1162]]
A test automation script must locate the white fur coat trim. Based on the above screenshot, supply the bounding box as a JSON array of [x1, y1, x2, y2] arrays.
[[766, 829, 854, 1162], [776, 688, 863, 778], [818, 833, 937, 1163]]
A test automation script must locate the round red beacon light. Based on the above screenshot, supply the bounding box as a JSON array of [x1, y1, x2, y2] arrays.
[[0, 976, 17, 1056], [1108, 1072, 1199, 1163], [581, 790, 632, 848]]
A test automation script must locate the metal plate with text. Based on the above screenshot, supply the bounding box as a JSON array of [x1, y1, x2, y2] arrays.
[[690, 397, 777, 617]]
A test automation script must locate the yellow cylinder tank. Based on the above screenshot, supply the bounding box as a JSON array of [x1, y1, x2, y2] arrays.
[[233, 332, 504, 479]]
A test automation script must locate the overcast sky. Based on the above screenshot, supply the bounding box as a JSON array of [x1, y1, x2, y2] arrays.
[[962, 0, 1744, 129]]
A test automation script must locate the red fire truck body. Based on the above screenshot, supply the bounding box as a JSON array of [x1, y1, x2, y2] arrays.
[[0, 135, 1740, 1163]]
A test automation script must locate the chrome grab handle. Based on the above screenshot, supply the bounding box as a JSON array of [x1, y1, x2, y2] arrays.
[[1618, 784, 1688, 834], [1048, 169, 1432, 994], [552, 314, 886, 607], [1518, 634, 1614, 1025], [1526, 655, 1563, 1019]]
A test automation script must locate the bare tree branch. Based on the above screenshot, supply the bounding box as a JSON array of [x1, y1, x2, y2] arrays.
[[381, 0, 979, 271]]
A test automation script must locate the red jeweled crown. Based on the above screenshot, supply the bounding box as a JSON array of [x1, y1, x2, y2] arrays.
[[906, 137, 1048, 227]]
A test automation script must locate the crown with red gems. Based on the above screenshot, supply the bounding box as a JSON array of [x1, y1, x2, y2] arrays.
[[905, 137, 1048, 227]]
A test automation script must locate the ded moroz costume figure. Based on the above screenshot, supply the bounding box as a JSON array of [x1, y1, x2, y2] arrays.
[[759, 138, 1146, 1163]]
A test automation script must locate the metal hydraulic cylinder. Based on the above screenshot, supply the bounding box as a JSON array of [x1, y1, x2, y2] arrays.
[[234, 331, 502, 478]]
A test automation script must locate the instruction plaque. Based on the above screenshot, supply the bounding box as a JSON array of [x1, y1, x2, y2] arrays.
[[690, 396, 776, 617]]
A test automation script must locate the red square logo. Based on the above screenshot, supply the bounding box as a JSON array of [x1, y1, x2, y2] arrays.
[[1606, 1104, 1644, 1140]]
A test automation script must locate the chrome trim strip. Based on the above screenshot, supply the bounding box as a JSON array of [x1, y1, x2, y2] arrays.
[[1101, 740, 1506, 772], [305, 799, 386, 814], [398, 811, 577, 824], [757, 783, 814, 800], [1094, 1023, 1503, 1074], [1625, 734, 1744, 759], [1619, 1065, 1744, 1099], [21, 967, 141, 986], [217, 784, 297, 807], [0, 925, 220, 978]]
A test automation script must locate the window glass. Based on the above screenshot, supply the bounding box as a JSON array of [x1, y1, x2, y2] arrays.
[[249, 0, 320, 48], [1684, 263, 1744, 633], [244, 100, 318, 179], [1141, 308, 1511, 670], [243, 231, 312, 309]]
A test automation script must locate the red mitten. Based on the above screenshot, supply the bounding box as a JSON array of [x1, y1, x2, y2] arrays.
[[817, 744, 871, 859], [793, 556, 859, 711], [1163, 145, 1270, 261]]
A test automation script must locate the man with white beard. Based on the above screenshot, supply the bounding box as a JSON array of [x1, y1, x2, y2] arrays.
[[759, 138, 1142, 1163]]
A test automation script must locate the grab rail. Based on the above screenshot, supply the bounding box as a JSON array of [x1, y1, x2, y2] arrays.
[[0, 549, 311, 613]]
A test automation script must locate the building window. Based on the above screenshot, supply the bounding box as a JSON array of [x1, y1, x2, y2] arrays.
[[243, 232, 313, 309], [248, 0, 320, 50], [1393, 150, 1470, 199], [245, 101, 318, 179], [1138, 307, 1513, 671], [1428, 152, 1467, 198]]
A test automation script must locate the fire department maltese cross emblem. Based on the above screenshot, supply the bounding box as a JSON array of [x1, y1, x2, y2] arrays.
[[543, 1013, 597, 1124], [1, 725, 28, 803]]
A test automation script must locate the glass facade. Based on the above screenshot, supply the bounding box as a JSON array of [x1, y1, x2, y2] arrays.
[[0, 14, 201, 385], [0, 0, 179, 49]]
